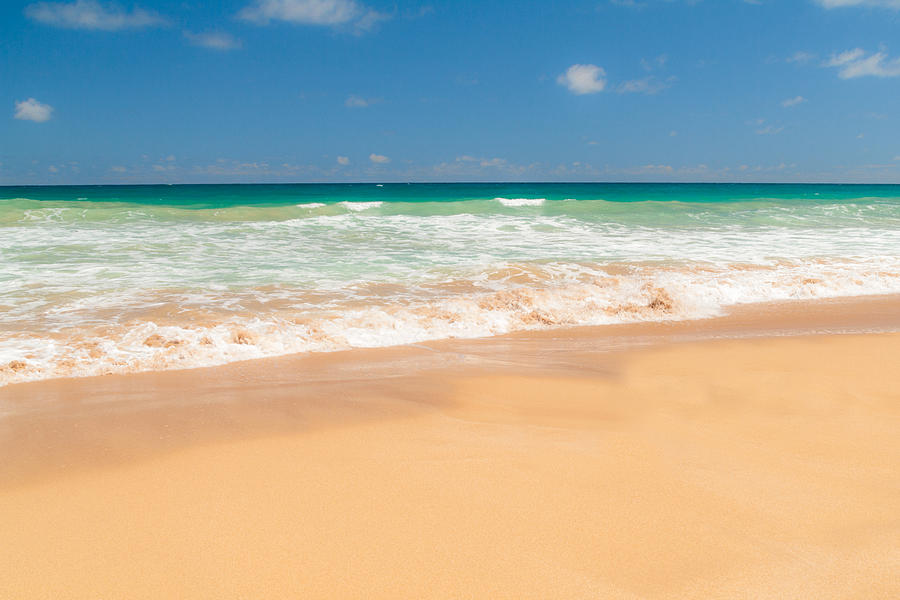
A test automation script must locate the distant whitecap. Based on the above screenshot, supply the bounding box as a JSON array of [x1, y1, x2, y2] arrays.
[[495, 197, 546, 207], [340, 201, 383, 211]]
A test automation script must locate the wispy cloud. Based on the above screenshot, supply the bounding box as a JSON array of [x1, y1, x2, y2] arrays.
[[616, 76, 673, 94], [608, 0, 646, 7], [621, 164, 675, 175], [426, 155, 532, 178], [14, 98, 53, 122], [615, 54, 674, 94], [786, 51, 816, 64], [814, 0, 900, 8], [640, 54, 668, 71], [824, 48, 900, 78], [184, 31, 242, 51], [24, 0, 166, 31], [751, 118, 783, 135], [238, 0, 388, 32], [557, 64, 607, 95], [756, 125, 783, 135], [369, 153, 390, 164], [345, 94, 376, 108], [336, 156, 350, 165], [782, 95, 807, 107]]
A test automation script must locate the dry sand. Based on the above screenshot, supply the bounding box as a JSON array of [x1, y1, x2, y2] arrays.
[[1, 297, 899, 599]]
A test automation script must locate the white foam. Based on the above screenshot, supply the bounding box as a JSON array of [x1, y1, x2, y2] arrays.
[[4, 194, 900, 387], [495, 197, 546, 207], [3, 258, 900, 387], [296, 202, 326, 208], [340, 201, 383, 211]]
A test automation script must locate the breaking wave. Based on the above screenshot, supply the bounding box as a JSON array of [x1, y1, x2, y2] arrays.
[[2, 259, 899, 386], [3, 186, 900, 387], [495, 197, 546, 207], [340, 201, 383, 211]]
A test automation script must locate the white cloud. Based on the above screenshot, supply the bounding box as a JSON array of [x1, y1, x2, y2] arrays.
[[14, 98, 53, 122], [616, 76, 672, 94], [192, 160, 290, 177], [787, 51, 816, 64], [337, 156, 350, 165], [826, 48, 865, 66], [640, 54, 668, 72], [751, 118, 783, 135], [629, 164, 674, 175], [824, 48, 900, 78], [345, 94, 369, 108], [426, 156, 531, 178], [451, 155, 513, 169], [369, 153, 390, 164], [239, 0, 388, 31], [184, 31, 242, 51], [557, 64, 607, 95], [479, 157, 507, 167], [24, 0, 165, 31], [48, 165, 59, 173], [815, 0, 900, 8], [782, 95, 807, 107]]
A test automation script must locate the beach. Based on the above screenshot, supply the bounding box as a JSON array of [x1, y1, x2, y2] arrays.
[[2, 296, 898, 599], [7, 0, 900, 595], [4, 183, 900, 387]]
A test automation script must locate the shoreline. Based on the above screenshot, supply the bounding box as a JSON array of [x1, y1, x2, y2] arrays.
[[3, 294, 900, 488], [1, 295, 899, 597], [4, 292, 900, 391]]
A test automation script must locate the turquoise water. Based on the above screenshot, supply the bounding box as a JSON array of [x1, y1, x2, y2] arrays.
[[6, 182, 900, 206], [2, 183, 900, 385]]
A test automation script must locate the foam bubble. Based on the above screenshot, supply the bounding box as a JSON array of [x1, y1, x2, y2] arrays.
[[495, 198, 546, 207], [297, 202, 326, 208], [341, 201, 383, 211]]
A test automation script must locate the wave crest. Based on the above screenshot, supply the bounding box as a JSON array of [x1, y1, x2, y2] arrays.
[[3, 259, 900, 387], [495, 197, 546, 207]]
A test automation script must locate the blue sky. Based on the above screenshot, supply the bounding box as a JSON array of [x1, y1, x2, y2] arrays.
[[2, 0, 900, 184]]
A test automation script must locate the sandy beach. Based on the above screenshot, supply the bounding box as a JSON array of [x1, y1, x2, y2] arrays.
[[1, 297, 899, 599], [7, 0, 900, 596]]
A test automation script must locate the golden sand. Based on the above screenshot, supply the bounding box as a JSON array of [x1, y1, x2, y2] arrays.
[[1, 298, 899, 598]]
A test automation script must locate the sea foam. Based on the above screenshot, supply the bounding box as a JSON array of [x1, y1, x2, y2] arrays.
[[495, 197, 546, 207], [341, 201, 383, 211], [3, 258, 900, 387], [4, 186, 900, 387]]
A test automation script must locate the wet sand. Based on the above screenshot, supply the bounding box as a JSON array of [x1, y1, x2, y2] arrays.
[[1, 296, 899, 598]]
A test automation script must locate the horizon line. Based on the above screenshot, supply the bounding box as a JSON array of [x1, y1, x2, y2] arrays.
[[4, 180, 900, 188]]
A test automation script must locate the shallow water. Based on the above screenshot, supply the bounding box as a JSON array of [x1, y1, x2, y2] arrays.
[[2, 183, 899, 385]]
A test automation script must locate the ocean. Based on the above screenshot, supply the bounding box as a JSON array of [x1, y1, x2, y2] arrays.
[[2, 182, 899, 386]]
